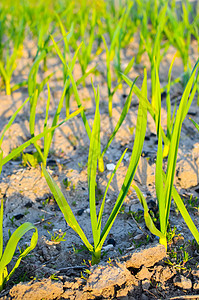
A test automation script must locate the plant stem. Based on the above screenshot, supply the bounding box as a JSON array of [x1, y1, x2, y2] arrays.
[[91, 250, 101, 265], [108, 93, 113, 117], [5, 80, 11, 95]]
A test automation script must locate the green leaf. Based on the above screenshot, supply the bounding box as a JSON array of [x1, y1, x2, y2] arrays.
[[0, 222, 38, 291], [97, 70, 148, 250], [0, 199, 3, 260], [28, 48, 52, 96], [87, 86, 100, 247], [2, 107, 84, 166], [0, 98, 29, 148], [172, 186, 199, 244], [42, 166, 93, 252], [66, 66, 91, 138], [43, 84, 51, 163], [164, 59, 199, 226], [97, 148, 128, 233], [29, 89, 38, 137], [190, 118, 199, 131], [51, 35, 66, 66], [132, 185, 166, 247], [101, 77, 138, 158], [166, 53, 178, 140], [0, 60, 8, 81], [154, 65, 165, 234], [22, 152, 41, 168], [37, 72, 54, 95]]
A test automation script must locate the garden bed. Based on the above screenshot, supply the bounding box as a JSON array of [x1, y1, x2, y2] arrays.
[[0, 1, 199, 299]]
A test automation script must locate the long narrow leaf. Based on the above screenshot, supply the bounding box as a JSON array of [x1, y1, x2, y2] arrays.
[[190, 118, 199, 131], [0, 199, 3, 260], [66, 66, 91, 138], [0, 98, 29, 147], [43, 84, 51, 163], [166, 53, 178, 139], [2, 107, 84, 166], [29, 89, 38, 137], [97, 148, 127, 232], [164, 59, 199, 226], [101, 78, 138, 158], [133, 185, 166, 245], [97, 70, 148, 250], [42, 167, 93, 251], [154, 65, 166, 233], [172, 186, 199, 244], [0, 223, 38, 290], [87, 86, 100, 247], [50, 35, 66, 66]]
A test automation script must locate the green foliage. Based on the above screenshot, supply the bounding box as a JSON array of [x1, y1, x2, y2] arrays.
[[42, 73, 147, 264], [0, 0, 199, 280], [47, 231, 67, 243], [0, 199, 38, 291], [190, 118, 199, 131], [133, 59, 199, 251]]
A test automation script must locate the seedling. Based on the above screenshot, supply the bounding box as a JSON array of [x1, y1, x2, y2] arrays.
[[47, 231, 66, 243], [131, 234, 150, 249], [133, 59, 199, 251], [0, 15, 26, 95], [166, 249, 193, 271], [102, 33, 135, 117], [128, 210, 143, 223], [166, 224, 177, 246], [42, 198, 50, 208], [164, 1, 194, 86], [42, 75, 147, 264], [0, 199, 38, 291], [50, 273, 59, 281]]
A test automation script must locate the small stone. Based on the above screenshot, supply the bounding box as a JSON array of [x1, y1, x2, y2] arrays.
[[39, 256, 44, 262], [102, 244, 114, 251], [106, 163, 116, 171], [173, 275, 192, 289], [147, 199, 157, 208], [145, 136, 150, 141], [188, 109, 197, 116], [126, 245, 135, 251], [85, 208, 90, 215], [107, 238, 116, 247], [134, 233, 145, 241], [142, 279, 151, 290], [24, 202, 33, 208], [47, 159, 57, 166], [14, 213, 24, 220], [77, 209, 84, 216]]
